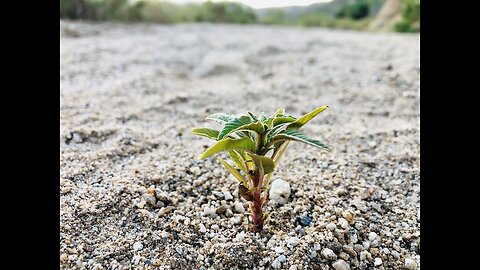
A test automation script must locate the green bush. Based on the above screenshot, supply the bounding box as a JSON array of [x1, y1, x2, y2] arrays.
[[335, 0, 370, 20], [259, 9, 288, 25], [395, 0, 420, 32]]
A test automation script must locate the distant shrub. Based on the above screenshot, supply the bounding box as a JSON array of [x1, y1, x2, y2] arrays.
[[335, 0, 370, 20], [395, 0, 420, 32]]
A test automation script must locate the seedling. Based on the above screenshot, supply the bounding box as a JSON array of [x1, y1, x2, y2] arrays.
[[192, 106, 332, 231]]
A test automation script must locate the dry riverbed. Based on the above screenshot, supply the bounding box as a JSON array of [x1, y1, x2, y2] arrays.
[[60, 21, 419, 270]]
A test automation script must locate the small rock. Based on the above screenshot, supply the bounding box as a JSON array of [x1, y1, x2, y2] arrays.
[[271, 259, 282, 269], [338, 218, 349, 229], [287, 237, 300, 248], [213, 168, 223, 177], [142, 194, 156, 206], [326, 223, 337, 231], [231, 216, 242, 225], [146, 187, 155, 196], [289, 265, 298, 270], [235, 232, 245, 242], [404, 258, 417, 270], [342, 210, 355, 222], [336, 188, 346, 196], [274, 246, 285, 253], [133, 242, 143, 251], [223, 191, 233, 201], [322, 180, 333, 189], [299, 214, 313, 226], [216, 205, 227, 215], [211, 224, 219, 231], [190, 166, 201, 176], [277, 255, 286, 263], [332, 259, 351, 270], [322, 248, 337, 260], [199, 224, 207, 233], [269, 179, 291, 205], [368, 232, 378, 242], [374, 258, 382, 266], [60, 253, 68, 263], [193, 180, 202, 186], [233, 201, 245, 213]]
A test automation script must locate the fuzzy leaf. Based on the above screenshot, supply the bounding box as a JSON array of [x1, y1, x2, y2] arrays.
[[287, 106, 328, 130], [272, 116, 296, 126], [249, 153, 275, 175], [199, 137, 256, 159], [272, 129, 332, 151], [218, 115, 252, 139], [219, 117, 265, 140], [205, 113, 233, 124], [191, 127, 219, 140], [217, 157, 248, 187]]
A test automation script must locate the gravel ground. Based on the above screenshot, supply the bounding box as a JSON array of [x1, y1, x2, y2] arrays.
[[60, 21, 419, 270]]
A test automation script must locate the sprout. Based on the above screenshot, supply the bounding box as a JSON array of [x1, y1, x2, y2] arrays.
[[192, 106, 332, 231]]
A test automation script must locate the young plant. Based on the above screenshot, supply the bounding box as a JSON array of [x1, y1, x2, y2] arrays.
[[192, 106, 332, 231]]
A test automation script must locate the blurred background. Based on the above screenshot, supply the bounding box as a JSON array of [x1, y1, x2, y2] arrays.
[[60, 0, 420, 32]]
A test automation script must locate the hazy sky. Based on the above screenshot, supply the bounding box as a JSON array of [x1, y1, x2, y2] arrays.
[[167, 0, 331, 9]]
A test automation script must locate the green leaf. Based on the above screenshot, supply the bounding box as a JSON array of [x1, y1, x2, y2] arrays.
[[272, 129, 332, 151], [249, 153, 275, 175], [247, 111, 259, 121], [239, 184, 254, 201], [205, 113, 233, 124], [273, 108, 285, 116], [191, 127, 219, 140], [199, 137, 256, 159], [287, 106, 328, 130], [228, 150, 247, 173], [272, 116, 296, 126], [217, 157, 248, 187], [218, 116, 264, 140]]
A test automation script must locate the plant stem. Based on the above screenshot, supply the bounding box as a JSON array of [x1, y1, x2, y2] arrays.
[[250, 170, 265, 231]]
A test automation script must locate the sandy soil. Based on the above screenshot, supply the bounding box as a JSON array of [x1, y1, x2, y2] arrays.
[[60, 21, 419, 270]]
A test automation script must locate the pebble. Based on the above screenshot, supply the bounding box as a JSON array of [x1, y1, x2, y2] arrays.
[[368, 232, 378, 241], [338, 218, 349, 229], [289, 265, 298, 270], [235, 232, 245, 242], [223, 191, 233, 201], [202, 205, 217, 217], [199, 224, 207, 233], [233, 201, 245, 213], [287, 237, 300, 248], [211, 224, 219, 231], [133, 242, 143, 251], [322, 180, 333, 189], [326, 223, 337, 231], [277, 255, 286, 263], [321, 248, 337, 260], [374, 258, 382, 266], [60, 253, 69, 263], [269, 179, 291, 205], [271, 259, 282, 269], [274, 246, 285, 253], [190, 166, 201, 176], [404, 258, 417, 270], [332, 259, 351, 270], [342, 210, 355, 222]]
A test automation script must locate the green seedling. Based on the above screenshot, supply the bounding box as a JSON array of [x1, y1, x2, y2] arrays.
[[192, 106, 332, 231]]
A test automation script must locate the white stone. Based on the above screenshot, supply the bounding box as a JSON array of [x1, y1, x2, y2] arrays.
[[271, 259, 282, 269], [374, 258, 382, 266], [332, 259, 351, 270], [190, 166, 201, 176], [287, 237, 300, 248], [289, 265, 298, 270], [277, 255, 286, 263], [326, 223, 337, 231], [133, 242, 143, 251], [269, 179, 291, 205], [199, 224, 207, 233], [235, 232, 245, 242], [233, 202, 245, 213], [322, 248, 336, 260], [274, 246, 285, 253], [223, 192, 233, 201], [338, 218, 349, 229], [368, 232, 378, 242], [404, 258, 417, 270]]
